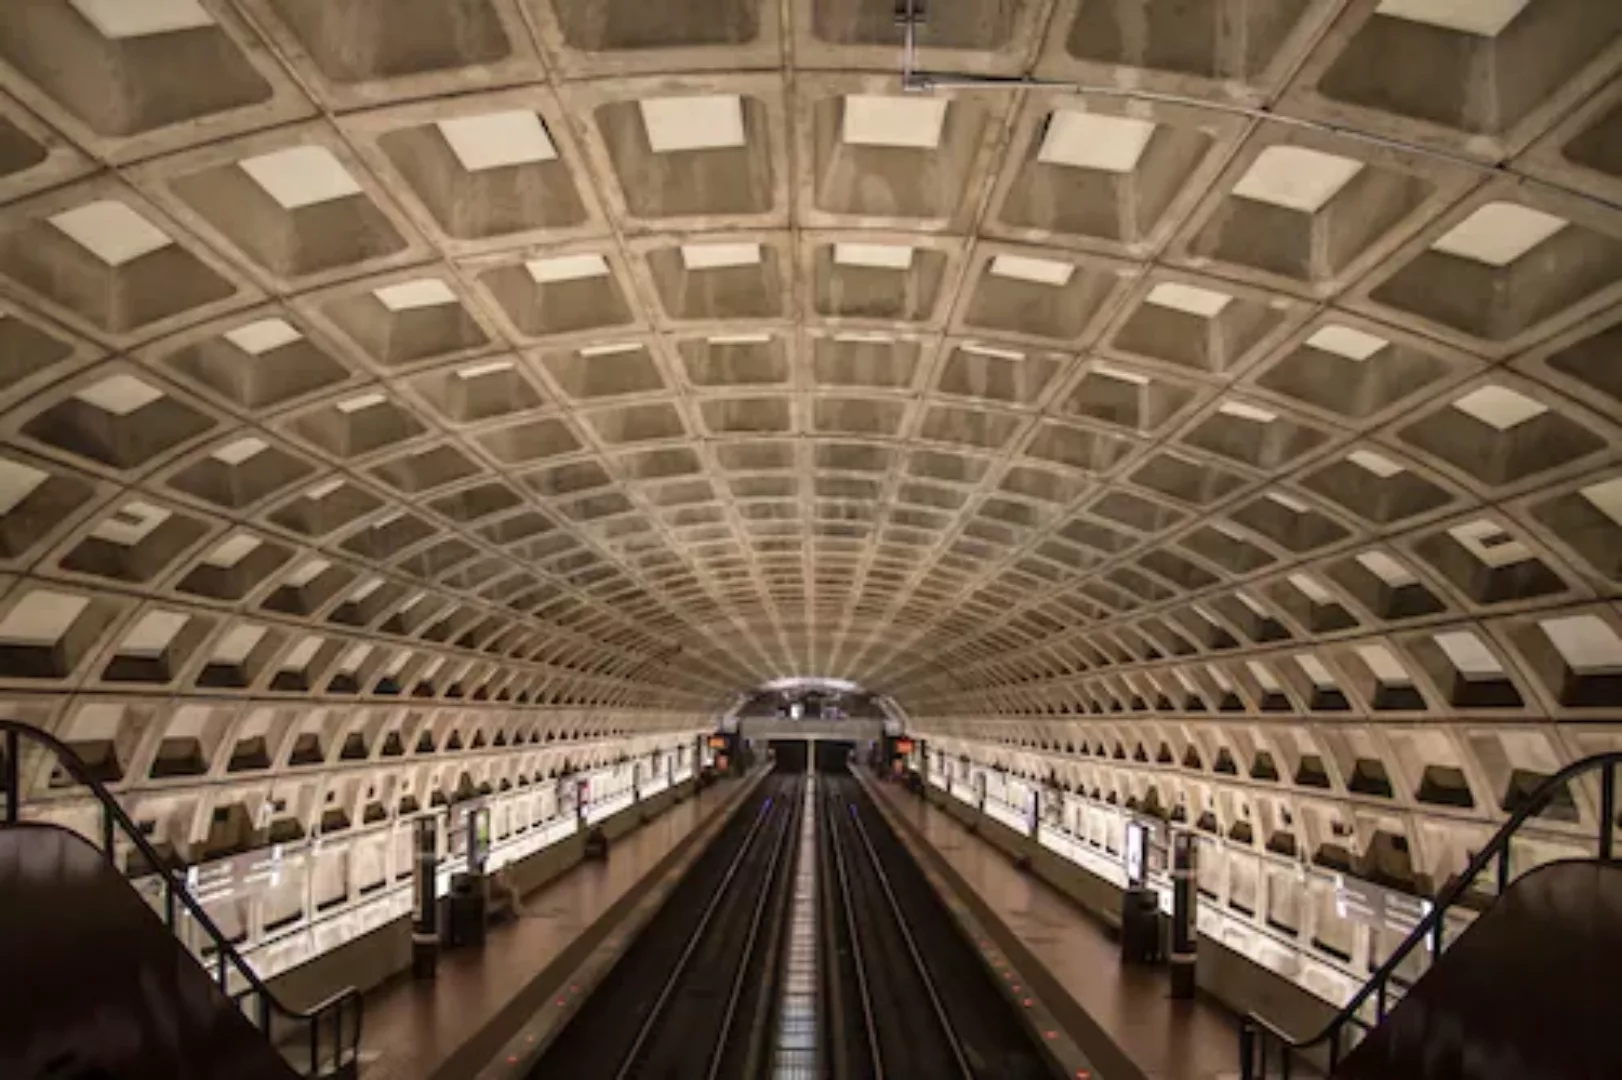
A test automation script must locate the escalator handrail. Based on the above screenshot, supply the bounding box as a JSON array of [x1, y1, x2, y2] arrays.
[[0, 718, 363, 1076], [1240, 749, 1621, 1073]]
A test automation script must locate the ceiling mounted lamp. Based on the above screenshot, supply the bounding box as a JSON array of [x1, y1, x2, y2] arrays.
[[760, 676, 861, 694]]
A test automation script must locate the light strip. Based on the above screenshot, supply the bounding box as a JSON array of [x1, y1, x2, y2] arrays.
[[934, 758, 1475, 1017], [134, 750, 696, 985], [984, 796, 1032, 835], [771, 771, 818, 1078], [583, 789, 635, 824]]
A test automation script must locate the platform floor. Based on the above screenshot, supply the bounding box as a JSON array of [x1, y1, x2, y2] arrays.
[[356, 777, 745, 1080], [870, 779, 1240, 1080]]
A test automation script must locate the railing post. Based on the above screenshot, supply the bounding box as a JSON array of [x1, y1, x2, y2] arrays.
[[3, 729, 18, 824], [1376, 979, 1388, 1023], [1329, 1028, 1342, 1073], [102, 806, 116, 866], [309, 1016, 319, 1077], [1600, 763, 1615, 862], [1238, 1021, 1256, 1080], [1497, 845, 1510, 893]]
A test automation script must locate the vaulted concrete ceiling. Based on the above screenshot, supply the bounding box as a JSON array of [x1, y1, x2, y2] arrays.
[[0, 0, 1619, 783]]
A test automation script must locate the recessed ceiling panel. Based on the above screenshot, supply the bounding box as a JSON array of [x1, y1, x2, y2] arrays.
[[0, 0, 1614, 922]]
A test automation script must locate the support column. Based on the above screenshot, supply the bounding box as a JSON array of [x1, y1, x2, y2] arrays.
[[411, 815, 438, 980], [466, 803, 489, 875], [1170, 829, 1199, 998]]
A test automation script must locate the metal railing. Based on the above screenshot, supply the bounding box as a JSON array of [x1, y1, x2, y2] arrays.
[[1238, 751, 1621, 1079], [0, 720, 363, 1078]]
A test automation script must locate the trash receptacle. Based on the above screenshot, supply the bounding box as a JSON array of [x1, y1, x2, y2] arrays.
[[446, 873, 487, 948], [1120, 887, 1162, 964]]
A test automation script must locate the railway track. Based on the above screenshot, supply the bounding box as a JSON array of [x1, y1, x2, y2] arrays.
[[532, 774, 803, 1079], [540, 770, 1052, 1079], [820, 774, 1056, 1080]]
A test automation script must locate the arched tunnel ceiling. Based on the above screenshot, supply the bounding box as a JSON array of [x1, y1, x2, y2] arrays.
[[0, 0, 1620, 827]]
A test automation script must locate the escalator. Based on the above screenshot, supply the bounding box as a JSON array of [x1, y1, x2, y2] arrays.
[[0, 823, 300, 1080], [0, 721, 361, 1080], [1240, 753, 1622, 1080], [1335, 860, 1622, 1080]]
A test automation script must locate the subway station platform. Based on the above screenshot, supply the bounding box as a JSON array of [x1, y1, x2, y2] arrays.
[[1, 4, 1617, 1078], [866, 775, 1241, 1080], [350, 763, 1256, 1080], [355, 774, 752, 1080]]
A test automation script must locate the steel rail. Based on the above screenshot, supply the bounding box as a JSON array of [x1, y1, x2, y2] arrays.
[[611, 778, 789, 1079], [707, 776, 804, 1080], [823, 780, 887, 1080], [844, 782, 976, 1079]]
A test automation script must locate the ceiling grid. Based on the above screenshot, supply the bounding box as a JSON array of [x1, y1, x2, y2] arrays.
[[0, 0, 1617, 871]]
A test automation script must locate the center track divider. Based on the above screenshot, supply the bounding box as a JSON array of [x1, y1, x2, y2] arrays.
[[472, 767, 773, 1080], [825, 772, 1073, 1080], [850, 769, 1100, 1080]]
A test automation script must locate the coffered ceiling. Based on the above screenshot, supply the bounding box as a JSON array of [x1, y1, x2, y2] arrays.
[[0, 2, 1620, 837]]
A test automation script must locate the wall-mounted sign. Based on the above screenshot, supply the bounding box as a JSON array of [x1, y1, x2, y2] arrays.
[[1335, 876, 1434, 939], [1125, 820, 1148, 888], [241, 844, 289, 890]]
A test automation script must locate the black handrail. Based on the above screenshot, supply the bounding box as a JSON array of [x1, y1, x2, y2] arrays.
[[0, 719, 364, 1078], [1238, 751, 1621, 1079]]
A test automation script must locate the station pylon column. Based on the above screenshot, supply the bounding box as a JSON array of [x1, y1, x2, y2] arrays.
[[1170, 829, 1199, 998], [411, 814, 439, 980]]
